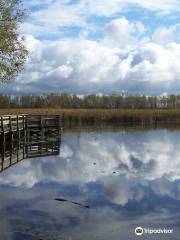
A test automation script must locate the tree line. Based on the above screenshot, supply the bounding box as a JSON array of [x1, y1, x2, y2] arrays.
[[0, 94, 180, 109]]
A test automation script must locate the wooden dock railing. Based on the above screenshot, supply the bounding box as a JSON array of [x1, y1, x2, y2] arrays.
[[0, 114, 62, 172], [0, 115, 27, 133]]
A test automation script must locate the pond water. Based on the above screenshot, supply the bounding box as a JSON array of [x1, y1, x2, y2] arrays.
[[0, 127, 180, 240]]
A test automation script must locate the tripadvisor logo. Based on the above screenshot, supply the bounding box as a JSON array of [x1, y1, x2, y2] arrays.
[[135, 227, 143, 236], [134, 226, 173, 236]]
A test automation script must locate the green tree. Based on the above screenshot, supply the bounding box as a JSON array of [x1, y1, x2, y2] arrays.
[[0, 0, 28, 82]]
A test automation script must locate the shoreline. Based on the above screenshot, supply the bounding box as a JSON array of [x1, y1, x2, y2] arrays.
[[1, 108, 180, 126]]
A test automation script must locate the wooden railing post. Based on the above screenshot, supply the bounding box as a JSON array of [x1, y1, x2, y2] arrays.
[[0, 114, 61, 172]]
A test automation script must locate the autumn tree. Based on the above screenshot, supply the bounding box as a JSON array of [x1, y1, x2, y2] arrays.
[[0, 0, 28, 82]]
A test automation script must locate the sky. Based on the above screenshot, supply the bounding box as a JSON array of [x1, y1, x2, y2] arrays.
[[1, 0, 180, 95]]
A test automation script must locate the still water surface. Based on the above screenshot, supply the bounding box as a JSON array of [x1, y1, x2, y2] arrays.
[[0, 127, 180, 240]]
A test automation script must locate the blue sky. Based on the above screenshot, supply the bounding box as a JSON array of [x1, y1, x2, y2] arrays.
[[1, 0, 180, 95]]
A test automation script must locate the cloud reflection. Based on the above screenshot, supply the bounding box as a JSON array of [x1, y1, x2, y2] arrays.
[[0, 130, 180, 203], [0, 128, 180, 239]]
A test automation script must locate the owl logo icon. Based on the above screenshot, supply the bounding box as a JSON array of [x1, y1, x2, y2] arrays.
[[135, 227, 144, 236]]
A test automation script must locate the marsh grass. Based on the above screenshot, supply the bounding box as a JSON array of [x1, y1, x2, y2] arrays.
[[1, 108, 180, 127]]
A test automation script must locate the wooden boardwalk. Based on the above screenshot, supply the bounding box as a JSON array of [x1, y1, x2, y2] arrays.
[[26, 115, 61, 158], [0, 115, 62, 172], [0, 115, 27, 133]]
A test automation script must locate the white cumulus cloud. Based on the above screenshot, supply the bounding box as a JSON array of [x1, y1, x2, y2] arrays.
[[3, 31, 180, 95]]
